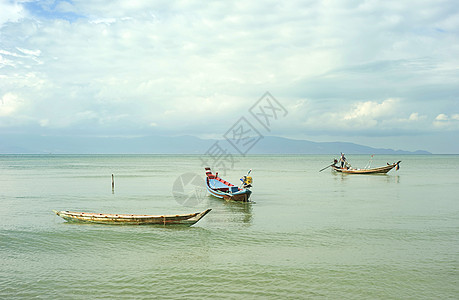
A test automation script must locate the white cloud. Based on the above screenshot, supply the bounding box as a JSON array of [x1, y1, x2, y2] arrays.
[[435, 114, 449, 121], [408, 112, 421, 121], [0, 54, 16, 67], [393, 112, 426, 123], [305, 98, 401, 132], [0, 49, 21, 58], [16, 47, 41, 56], [0, 1, 24, 27], [342, 99, 398, 121], [0, 1, 458, 152], [281, 98, 391, 134], [0, 93, 23, 117], [0, 48, 43, 68], [89, 18, 116, 25], [433, 113, 459, 130]]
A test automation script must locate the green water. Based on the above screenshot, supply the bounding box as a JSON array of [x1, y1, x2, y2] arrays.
[[1, 155, 458, 299]]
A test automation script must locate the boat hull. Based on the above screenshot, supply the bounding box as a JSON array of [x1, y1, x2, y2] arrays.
[[53, 209, 211, 226], [332, 162, 400, 174], [204, 167, 253, 202], [205, 182, 252, 202]]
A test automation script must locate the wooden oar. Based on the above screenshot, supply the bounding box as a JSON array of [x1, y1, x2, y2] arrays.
[[319, 164, 334, 172]]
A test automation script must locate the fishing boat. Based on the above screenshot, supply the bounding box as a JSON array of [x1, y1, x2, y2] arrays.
[[331, 161, 401, 174], [205, 167, 252, 202], [53, 209, 211, 226]]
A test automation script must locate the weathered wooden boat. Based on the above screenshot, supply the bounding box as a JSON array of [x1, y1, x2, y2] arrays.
[[53, 209, 211, 226], [332, 161, 401, 174], [205, 167, 252, 202]]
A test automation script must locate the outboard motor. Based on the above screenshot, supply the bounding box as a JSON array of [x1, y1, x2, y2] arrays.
[[242, 176, 252, 188], [240, 169, 253, 189]]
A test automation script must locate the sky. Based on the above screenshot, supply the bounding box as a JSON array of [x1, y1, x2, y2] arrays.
[[0, 0, 458, 153]]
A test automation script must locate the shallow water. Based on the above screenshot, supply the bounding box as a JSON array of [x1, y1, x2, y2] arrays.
[[1, 154, 458, 299]]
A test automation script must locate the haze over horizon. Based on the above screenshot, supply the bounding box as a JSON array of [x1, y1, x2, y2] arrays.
[[1, 1, 458, 154]]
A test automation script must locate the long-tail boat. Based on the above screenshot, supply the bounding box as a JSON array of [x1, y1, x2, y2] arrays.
[[53, 209, 211, 226], [205, 167, 252, 202], [331, 161, 401, 174]]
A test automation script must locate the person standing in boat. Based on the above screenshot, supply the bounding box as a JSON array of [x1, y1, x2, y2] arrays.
[[339, 153, 346, 168]]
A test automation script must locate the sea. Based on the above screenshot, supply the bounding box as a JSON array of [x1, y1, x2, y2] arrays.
[[0, 154, 458, 299]]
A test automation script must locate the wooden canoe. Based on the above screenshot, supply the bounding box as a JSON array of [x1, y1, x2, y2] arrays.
[[332, 161, 401, 174], [205, 168, 252, 202], [53, 209, 211, 226]]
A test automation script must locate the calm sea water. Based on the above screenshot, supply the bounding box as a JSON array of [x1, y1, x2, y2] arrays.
[[1, 154, 458, 299]]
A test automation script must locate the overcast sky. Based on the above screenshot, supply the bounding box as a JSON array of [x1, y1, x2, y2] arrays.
[[1, 0, 458, 153]]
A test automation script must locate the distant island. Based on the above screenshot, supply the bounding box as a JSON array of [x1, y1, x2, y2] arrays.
[[251, 136, 430, 155], [0, 134, 431, 154]]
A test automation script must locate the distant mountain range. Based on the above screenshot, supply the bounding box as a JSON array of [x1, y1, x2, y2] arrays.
[[0, 134, 430, 154], [252, 136, 430, 154]]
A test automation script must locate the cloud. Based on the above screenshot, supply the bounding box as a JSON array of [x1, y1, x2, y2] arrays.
[[342, 99, 398, 121], [0, 47, 42, 68], [295, 98, 402, 134], [408, 112, 424, 121], [0, 0, 458, 153], [433, 113, 459, 131], [0, 93, 23, 117], [0, 1, 24, 27], [16, 47, 41, 56], [435, 114, 449, 121], [54, 1, 77, 14], [276, 97, 455, 140]]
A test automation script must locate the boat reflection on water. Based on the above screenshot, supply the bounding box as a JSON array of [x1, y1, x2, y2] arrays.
[[204, 197, 253, 226], [387, 174, 400, 184], [223, 201, 253, 224], [332, 170, 351, 182]]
